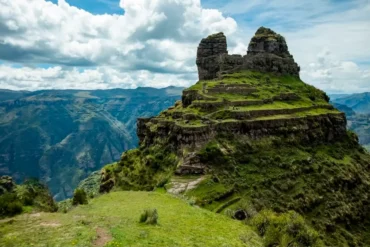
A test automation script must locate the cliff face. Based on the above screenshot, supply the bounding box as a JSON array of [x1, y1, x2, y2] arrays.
[[101, 27, 370, 246]]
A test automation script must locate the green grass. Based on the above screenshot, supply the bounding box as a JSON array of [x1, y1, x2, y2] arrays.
[[184, 134, 370, 246], [0, 191, 262, 247], [169, 71, 331, 122]]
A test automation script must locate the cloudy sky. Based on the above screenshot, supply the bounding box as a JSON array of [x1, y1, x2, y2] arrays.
[[0, 0, 369, 93]]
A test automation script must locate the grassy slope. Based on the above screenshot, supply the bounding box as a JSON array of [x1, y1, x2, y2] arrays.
[[157, 71, 337, 127], [0, 191, 261, 247], [184, 134, 370, 246]]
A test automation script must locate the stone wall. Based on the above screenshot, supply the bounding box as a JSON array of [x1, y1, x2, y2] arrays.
[[138, 112, 347, 149]]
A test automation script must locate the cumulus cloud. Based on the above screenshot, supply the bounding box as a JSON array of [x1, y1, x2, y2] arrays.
[[301, 49, 370, 93], [0, 0, 236, 90], [0, 0, 236, 68], [0, 0, 369, 93], [0, 65, 196, 91], [217, 0, 370, 93]]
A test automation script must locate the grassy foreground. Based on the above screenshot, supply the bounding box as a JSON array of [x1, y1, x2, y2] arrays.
[[0, 191, 261, 247]]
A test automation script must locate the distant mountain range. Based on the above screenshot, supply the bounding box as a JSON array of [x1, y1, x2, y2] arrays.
[[0, 87, 183, 200], [331, 92, 370, 113], [331, 93, 370, 149]]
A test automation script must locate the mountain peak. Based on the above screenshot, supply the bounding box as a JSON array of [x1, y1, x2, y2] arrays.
[[248, 27, 290, 57], [255, 26, 277, 35], [196, 27, 300, 80]]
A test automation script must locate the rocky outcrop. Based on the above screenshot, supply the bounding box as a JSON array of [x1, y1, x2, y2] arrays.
[[196, 33, 228, 80], [0, 175, 15, 195], [138, 113, 347, 149], [196, 27, 300, 80], [175, 153, 206, 175]]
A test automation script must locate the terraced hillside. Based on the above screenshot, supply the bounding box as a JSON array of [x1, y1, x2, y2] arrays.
[[100, 28, 370, 246]]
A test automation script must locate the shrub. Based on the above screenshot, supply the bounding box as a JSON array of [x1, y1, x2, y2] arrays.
[[139, 208, 158, 225], [72, 189, 88, 206], [248, 210, 323, 247], [0, 193, 23, 217]]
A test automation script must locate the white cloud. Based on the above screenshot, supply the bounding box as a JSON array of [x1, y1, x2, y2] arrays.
[[0, 64, 195, 91], [0, 0, 369, 93], [0, 0, 236, 90], [218, 0, 370, 94], [301, 49, 370, 94]]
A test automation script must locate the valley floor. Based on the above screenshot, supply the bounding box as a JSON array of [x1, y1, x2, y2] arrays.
[[0, 191, 261, 247]]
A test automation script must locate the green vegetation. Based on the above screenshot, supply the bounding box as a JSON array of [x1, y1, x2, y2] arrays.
[[0, 193, 23, 217], [0, 191, 262, 247], [0, 87, 182, 200], [77, 171, 101, 198], [139, 208, 158, 225], [0, 179, 57, 218], [185, 133, 370, 246], [248, 210, 322, 247], [101, 145, 178, 192], [72, 189, 88, 206], [157, 71, 334, 128], [97, 70, 370, 246]]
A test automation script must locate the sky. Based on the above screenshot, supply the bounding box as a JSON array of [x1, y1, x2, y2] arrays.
[[0, 0, 369, 93]]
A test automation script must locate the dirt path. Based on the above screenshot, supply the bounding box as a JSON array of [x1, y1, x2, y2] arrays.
[[93, 227, 112, 247], [167, 176, 205, 194]]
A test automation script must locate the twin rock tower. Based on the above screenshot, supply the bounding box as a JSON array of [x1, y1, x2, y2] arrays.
[[196, 27, 300, 80]]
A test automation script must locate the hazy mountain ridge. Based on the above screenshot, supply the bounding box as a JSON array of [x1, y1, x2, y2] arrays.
[[331, 93, 370, 149], [0, 87, 183, 200]]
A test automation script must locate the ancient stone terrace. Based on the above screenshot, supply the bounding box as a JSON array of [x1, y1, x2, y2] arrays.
[[137, 70, 345, 151]]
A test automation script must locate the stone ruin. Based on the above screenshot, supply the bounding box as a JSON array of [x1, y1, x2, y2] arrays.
[[196, 27, 300, 80]]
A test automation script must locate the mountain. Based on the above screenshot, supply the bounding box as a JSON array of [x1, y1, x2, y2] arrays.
[[331, 95, 370, 149], [99, 28, 370, 246], [0, 87, 183, 200], [332, 92, 370, 113]]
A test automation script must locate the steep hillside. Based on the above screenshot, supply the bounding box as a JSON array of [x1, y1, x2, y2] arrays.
[[0, 191, 262, 247], [0, 87, 182, 200], [100, 28, 370, 246]]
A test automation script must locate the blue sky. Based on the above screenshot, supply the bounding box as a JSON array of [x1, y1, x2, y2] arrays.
[[0, 0, 369, 93], [47, 0, 123, 14]]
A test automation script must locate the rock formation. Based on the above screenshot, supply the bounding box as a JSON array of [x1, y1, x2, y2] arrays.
[[196, 32, 228, 80], [197, 27, 300, 80]]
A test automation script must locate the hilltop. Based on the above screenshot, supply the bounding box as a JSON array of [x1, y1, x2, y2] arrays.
[[100, 27, 370, 246]]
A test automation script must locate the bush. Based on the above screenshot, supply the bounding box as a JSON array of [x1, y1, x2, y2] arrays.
[[0, 193, 23, 217], [139, 208, 158, 225], [248, 210, 323, 247], [72, 189, 88, 206]]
